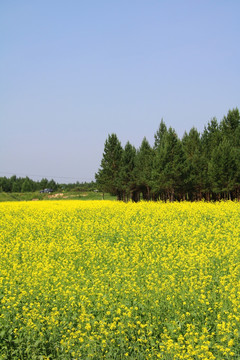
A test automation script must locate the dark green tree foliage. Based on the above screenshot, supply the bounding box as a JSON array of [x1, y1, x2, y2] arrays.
[[3, 108, 240, 201], [120, 142, 136, 201], [182, 128, 205, 200], [21, 177, 33, 192], [134, 137, 154, 200], [12, 181, 21, 192], [152, 127, 185, 201], [10, 175, 17, 191], [209, 139, 237, 199], [199, 108, 240, 200], [40, 178, 49, 190], [220, 108, 240, 144], [151, 120, 168, 199], [202, 117, 221, 155], [0, 176, 95, 194], [48, 179, 57, 191], [159, 128, 185, 201], [63, 181, 96, 192], [0, 176, 25, 193], [0, 177, 11, 192], [218, 108, 240, 198], [95, 134, 123, 199], [97, 107, 240, 201], [153, 119, 167, 150], [201, 118, 221, 200]]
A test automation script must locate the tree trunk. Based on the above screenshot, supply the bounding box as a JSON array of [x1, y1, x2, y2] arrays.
[[146, 186, 150, 201]]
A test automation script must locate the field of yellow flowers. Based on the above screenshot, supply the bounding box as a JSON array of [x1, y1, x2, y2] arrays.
[[0, 200, 240, 359]]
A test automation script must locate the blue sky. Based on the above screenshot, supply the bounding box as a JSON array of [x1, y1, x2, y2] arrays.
[[1, 1, 240, 182]]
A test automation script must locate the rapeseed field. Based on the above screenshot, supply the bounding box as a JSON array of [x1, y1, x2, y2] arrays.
[[0, 200, 240, 359]]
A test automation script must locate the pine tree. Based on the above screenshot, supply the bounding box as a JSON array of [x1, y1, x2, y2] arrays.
[[209, 139, 237, 199], [95, 134, 123, 199], [220, 108, 240, 144], [163, 128, 185, 201], [201, 117, 221, 199], [153, 119, 167, 150], [151, 120, 168, 199], [153, 128, 185, 201], [219, 108, 240, 199], [120, 141, 136, 201], [135, 137, 154, 200], [182, 128, 205, 200]]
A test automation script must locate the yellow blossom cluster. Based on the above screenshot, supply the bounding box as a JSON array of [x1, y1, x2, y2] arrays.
[[0, 200, 240, 359]]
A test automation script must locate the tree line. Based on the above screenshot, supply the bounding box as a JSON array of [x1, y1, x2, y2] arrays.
[[0, 176, 58, 193], [0, 176, 96, 193], [95, 108, 240, 201]]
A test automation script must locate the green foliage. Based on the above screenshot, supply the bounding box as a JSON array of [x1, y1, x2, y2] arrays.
[[97, 107, 240, 201], [2, 107, 240, 202], [0, 176, 96, 196], [209, 139, 237, 196], [135, 137, 154, 200], [95, 134, 123, 198], [120, 141, 136, 201], [153, 118, 167, 150], [182, 128, 205, 200], [160, 128, 185, 200], [152, 127, 185, 201], [21, 177, 33, 192], [0, 191, 116, 202], [220, 107, 240, 142], [1, 201, 240, 358]]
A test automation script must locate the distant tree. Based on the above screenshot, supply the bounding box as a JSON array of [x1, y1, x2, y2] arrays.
[[21, 177, 33, 192], [95, 134, 123, 199], [0, 177, 11, 192], [48, 179, 57, 191], [40, 178, 49, 190], [10, 175, 17, 192], [12, 181, 21, 192]]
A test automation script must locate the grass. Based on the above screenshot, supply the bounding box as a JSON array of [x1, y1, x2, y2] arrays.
[[0, 191, 116, 202]]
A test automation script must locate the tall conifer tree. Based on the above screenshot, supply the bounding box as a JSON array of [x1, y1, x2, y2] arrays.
[[120, 141, 136, 201], [135, 137, 154, 200], [95, 134, 123, 199], [182, 128, 205, 200]]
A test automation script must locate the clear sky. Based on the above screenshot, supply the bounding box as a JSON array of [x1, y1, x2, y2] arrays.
[[1, 1, 240, 183]]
